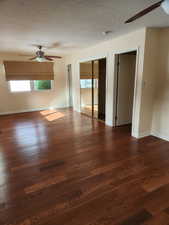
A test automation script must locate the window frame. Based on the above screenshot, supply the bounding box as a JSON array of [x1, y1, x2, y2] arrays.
[[32, 80, 54, 92], [8, 80, 54, 93]]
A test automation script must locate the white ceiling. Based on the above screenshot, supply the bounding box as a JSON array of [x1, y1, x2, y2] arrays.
[[0, 0, 169, 55]]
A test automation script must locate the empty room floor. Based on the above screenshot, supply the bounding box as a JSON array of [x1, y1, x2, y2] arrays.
[[0, 109, 169, 225]]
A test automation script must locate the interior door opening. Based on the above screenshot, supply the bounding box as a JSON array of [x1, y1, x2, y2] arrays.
[[80, 58, 106, 122], [114, 51, 137, 133]]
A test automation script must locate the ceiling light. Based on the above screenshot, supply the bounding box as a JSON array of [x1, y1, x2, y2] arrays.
[[36, 57, 48, 62]]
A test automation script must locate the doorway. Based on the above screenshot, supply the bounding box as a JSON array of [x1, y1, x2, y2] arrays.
[[80, 58, 106, 121], [67, 64, 73, 107], [114, 51, 137, 130]]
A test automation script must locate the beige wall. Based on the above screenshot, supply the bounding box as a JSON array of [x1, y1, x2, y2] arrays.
[[65, 28, 147, 138], [0, 57, 68, 114], [151, 29, 169, 141], [138, 28, 160, 136]]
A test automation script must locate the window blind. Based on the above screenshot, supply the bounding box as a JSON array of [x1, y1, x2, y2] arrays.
[[4, 61, 54, 81]]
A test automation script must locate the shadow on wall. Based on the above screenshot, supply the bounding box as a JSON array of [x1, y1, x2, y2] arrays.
[[152, 37, 169, 134]]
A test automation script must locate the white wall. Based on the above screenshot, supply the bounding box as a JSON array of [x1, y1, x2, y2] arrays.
[[65, 28, 147, 138], [0, 57, 69, 114]]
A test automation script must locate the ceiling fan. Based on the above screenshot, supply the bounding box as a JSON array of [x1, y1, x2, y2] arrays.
[[28, 45, 62, 62], [125, 0, 169, 23]]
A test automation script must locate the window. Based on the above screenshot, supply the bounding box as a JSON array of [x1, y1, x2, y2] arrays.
[[80, 79, 98, 88], [9, 81, 31, 92], [80, 79, 92, 88], [34, 80, 52, 90], [9, 80, 52, 92]]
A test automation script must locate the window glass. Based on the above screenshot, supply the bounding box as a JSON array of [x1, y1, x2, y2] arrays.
[[80, 79, 98, 88], [9, 80, 52, 92], [85, 79, 92, 88], [9, 80, 31, 92], [34, 80, 52, 90], [80, 80, 86, 88], [80, 79, 92, 88]]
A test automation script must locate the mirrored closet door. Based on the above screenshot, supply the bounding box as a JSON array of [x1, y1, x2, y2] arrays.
[[80, 58, 106, 121]]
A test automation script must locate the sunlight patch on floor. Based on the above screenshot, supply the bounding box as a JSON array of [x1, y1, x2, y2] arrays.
[[40, 110, 65, 121], [40, 109, 58, 116], [46, 112, 65, 121]]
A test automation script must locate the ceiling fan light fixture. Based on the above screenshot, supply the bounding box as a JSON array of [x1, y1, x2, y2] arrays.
[[27, 45, 61, 61], [36, 57, 47, 62], [162, 0, 169, 15]]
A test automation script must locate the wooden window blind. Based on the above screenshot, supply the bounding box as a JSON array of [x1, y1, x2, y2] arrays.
[[4, 61, 54, 81]]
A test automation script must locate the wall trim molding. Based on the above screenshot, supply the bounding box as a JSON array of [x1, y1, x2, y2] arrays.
[[0, 106, 68, 115], [132, 130, 151, 139], [133, 130, 169, 141], [105, 120, 113, 127], [151, 131, 169, 142]]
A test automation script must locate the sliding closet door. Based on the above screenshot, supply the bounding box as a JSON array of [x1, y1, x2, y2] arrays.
[[98, 58, 106, 121], [80, 58, 106, 121], [80, 61, 92, 117]]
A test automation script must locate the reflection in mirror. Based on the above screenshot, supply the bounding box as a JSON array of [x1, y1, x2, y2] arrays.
[[93, 60, 99, 119], [80, 61, 92, 117]]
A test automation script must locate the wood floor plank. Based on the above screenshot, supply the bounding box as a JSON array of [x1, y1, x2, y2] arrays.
[[142, 212, 169, 225], [144, 183, 169, 215], [24, 175, 66, 194], [142, 172, 169, 192], [119, 209, 152, 225], [1, 109, 169, 225]]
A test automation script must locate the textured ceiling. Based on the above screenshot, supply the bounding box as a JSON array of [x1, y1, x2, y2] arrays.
[[0, 0, 169, 55]]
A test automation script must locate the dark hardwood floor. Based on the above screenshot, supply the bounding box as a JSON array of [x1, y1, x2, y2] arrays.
[[0, 108, 169, 225]]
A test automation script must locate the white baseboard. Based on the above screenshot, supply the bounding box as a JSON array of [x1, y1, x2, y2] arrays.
[[151, 131, 169, 142], [105, 120, 113, 127], [132, 131, 150, 139], [0, 106, 68, 115]]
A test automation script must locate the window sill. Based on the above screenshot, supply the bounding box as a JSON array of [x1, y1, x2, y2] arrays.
[[9, 89, 53, 94], [10, 91, 31, 93]]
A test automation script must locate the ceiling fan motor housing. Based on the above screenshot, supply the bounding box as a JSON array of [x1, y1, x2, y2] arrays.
[[36, 50, 45, 58]]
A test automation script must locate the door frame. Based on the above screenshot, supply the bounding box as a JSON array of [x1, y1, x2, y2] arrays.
[[67, 64, 73, 107], [112, 48, 139, 136]]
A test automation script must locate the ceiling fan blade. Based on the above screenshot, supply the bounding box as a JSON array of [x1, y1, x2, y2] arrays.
[[29, 56, 37, 60], [45, 56, 53, 61], [125, 0, 164, 23], [46, 55, 62, 59]]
